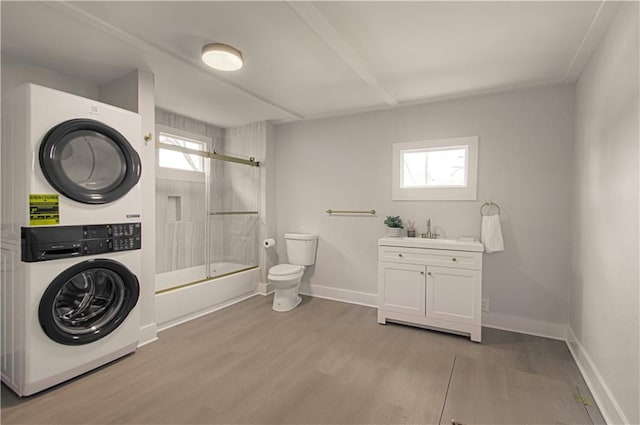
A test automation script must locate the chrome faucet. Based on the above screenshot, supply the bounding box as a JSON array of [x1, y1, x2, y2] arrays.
[[425, 218, 440, 239]]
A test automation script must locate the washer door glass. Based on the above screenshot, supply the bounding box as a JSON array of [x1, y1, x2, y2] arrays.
[[40, 119, 141, 204], [39, 259, 139, 345]]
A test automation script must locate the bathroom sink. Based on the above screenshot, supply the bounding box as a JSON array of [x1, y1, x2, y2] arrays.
[[378, 237, 484, 252]]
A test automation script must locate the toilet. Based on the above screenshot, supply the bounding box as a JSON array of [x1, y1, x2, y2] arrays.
[[268, 233, 318, 312]]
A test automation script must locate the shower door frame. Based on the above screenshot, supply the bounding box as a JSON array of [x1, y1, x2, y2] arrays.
[[155, 132, 260, 294]]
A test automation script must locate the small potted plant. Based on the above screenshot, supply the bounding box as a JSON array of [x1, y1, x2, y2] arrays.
[[384, 216, 403, 237]]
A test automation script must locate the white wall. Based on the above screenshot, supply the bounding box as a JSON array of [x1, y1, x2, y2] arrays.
[[134, 71, 158, 345], [1, 55, 99, 98], [275, 84, 575, 337], [99, 71, 139, 113], [569, 2, 639, 424]]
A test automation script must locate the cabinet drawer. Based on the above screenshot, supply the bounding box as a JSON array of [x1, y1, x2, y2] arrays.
[[378, 246, 482, 270]]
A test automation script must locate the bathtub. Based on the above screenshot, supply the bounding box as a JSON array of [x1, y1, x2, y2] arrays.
[[155, 262, 259, 330]]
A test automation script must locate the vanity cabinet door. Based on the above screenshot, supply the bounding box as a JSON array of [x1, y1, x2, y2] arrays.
[[378, 262, 426, 316], [426, 266, 481, 325]]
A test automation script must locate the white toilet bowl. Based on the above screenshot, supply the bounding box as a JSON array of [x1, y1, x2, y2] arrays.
[[268, 233, 318, 312], [268, 264, 305, 312]]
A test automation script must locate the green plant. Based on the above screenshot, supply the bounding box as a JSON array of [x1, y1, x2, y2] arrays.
[[384, 216, 403, 228]]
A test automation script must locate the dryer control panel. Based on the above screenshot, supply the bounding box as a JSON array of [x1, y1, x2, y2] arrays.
[[21, 223, 141, 262]]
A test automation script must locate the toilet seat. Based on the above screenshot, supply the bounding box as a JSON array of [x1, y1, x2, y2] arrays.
[[268, 264, 304, 281], [270, 264, 304, 276]]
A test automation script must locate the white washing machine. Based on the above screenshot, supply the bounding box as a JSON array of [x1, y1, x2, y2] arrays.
[[1, 224, 141, 396], [2, 83, 142, 240], [1, 84, 143, 396]]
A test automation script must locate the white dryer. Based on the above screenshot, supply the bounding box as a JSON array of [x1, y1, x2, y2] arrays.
[[2, 83, 142, 237], [1, 84, 144, 396], [2, 224, 141, 396]]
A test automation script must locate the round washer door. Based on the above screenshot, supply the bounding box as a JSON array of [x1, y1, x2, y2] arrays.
[[39, 119, 142, 204], [38, 259, 139, 345]]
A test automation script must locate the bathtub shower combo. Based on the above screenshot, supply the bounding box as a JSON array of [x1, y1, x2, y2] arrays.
[[154, 127, 260, 327]]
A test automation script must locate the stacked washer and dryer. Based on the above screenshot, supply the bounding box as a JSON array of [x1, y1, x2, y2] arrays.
[[1, 84, 143, 396]]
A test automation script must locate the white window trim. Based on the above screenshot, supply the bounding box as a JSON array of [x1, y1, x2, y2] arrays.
[[392, 136, 478, 201], [156, 124, 211, 183]]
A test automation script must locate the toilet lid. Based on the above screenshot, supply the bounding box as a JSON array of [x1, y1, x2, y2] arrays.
[[269, 264, 304, 277]]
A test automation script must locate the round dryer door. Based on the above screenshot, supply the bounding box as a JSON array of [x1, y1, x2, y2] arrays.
[[38, 259, 139, 345], [39, 119, 142, 204]]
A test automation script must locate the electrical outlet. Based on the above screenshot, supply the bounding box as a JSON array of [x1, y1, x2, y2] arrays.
[[482, 298, 490, 313]]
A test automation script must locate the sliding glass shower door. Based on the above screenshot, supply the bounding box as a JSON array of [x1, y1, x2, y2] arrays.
[[208, 157, 259, 278], [155, 129, 259, 293]]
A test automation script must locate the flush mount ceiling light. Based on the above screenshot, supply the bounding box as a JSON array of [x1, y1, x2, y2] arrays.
[[201, 43, 243, 71]]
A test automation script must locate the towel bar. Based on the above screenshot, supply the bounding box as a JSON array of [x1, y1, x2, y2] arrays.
[[326, 209, 376, 215]]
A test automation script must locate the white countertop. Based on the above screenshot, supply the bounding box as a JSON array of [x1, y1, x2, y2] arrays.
[[378, 236, 484, 252]]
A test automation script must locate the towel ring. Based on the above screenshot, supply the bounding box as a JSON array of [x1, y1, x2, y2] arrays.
[[480, 201, 501, 216]]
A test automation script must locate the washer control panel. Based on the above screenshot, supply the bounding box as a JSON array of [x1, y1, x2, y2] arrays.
[[21, 222, 141, 262]]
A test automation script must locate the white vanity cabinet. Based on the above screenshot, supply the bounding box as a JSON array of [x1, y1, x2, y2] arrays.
[[377, 237, 484, 342]]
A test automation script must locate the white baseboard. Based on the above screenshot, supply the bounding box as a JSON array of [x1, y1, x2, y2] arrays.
[[299, 283, 377, 308], [138, 322, 158, 347], [481, 311, 567, 340], [296, 286, 568, 341], [567, 326, 629, 425]]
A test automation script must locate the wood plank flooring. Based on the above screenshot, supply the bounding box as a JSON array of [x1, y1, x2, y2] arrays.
[[1, 295, 605, 424]]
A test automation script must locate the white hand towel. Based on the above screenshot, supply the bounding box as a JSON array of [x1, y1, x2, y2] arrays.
[[481, 214, 504, 253]]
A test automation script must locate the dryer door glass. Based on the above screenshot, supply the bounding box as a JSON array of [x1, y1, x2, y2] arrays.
[[39, 259, 139, 345], [58, 130, 127, 191], [40, 119, 141, 204]]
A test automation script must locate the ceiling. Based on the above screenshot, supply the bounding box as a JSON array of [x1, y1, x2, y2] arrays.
[[1, 1, 618, 128]]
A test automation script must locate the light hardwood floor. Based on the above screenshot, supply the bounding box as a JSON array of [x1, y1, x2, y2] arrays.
[[1, 295, 604, 424]]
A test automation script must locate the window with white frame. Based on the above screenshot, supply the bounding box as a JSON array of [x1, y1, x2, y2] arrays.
[[392, 136, 478, 200], [156, 125, 210, 182]]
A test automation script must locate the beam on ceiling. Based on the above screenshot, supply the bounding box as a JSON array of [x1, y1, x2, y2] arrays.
[[288, 1, 398, 107]]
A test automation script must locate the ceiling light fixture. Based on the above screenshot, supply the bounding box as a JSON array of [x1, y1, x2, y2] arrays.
[[201, 43, 243, 71]]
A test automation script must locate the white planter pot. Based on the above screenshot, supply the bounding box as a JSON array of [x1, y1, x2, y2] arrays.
[[387, 227, 401, 237]]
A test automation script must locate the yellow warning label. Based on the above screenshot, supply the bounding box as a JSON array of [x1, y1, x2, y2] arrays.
[[29, 194, 59, 225]]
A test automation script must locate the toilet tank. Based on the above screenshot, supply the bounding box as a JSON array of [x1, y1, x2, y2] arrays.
[[285, 233, 318, 266]]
